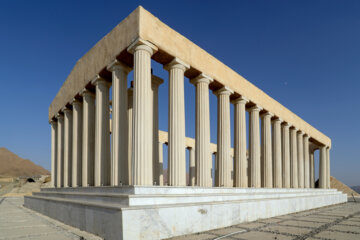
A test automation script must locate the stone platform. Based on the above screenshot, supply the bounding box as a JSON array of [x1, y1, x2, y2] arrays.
[[24, 186, 347, 240]]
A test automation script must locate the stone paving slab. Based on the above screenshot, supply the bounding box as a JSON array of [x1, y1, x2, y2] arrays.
[[169, 200, 360, 240], [0, 197, 102, 240]]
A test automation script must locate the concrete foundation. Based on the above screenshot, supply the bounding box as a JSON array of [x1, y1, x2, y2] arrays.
[[24, 187, 347, 240]]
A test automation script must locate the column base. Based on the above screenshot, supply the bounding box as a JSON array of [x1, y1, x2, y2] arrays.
[[24, 186, 347, 240]]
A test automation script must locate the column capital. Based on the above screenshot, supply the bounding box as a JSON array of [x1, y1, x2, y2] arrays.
[[151, 75, 164, 87], [282, 122, 291, 128], [304, 134, 310, 139], [297, 130, 304, 136], [214, 86, 234, 96], [70, 98, 82, 106], [49, 119, 57, 125], [55, 113, 64, 120], [231, 96, 248, 105], [107, 59, 132, 73], [248, 104, 262, 112], [272, 117, 283, 123], [61, 106, 72, 114], [260, 111, 274, 118], [164, 57, 190, 72], [127, 37, 158, 56], [79, 88, 95, 98], [290, 126, 299, 131], [91, 75, 111, 87], [190, 73, 213, 85]]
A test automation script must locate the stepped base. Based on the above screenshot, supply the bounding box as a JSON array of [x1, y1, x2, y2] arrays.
[[24, 186, 347, 240]]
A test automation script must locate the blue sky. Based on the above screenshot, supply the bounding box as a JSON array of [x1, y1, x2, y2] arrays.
[[0, 0, 359, 186]]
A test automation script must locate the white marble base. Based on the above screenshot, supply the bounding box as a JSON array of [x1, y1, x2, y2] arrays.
[[24, 186, 347, 240]]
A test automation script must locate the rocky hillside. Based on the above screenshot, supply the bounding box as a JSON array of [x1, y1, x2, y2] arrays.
[[0, 147, 49, 177], [330, 176, 359, 196]]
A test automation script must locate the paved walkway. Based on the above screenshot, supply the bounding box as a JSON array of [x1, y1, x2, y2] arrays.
[[0, 197, 102, 240], [1, 197, 359, 240], [169, 198, 360, 240]]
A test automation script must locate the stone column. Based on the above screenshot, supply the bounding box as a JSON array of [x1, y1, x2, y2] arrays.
[[107, 60, 131, 186], [319, 146, 327, 188], [151, 76, 164, 185], [92, 76, 111, 187], [261, 112, 273, 188], [56, 114, 64, 187], [71, 99, 83, 187], [164, 58, 189, 186], [272, 118, 282, 188], [310, 150, 315, 188], [232, 97, 248, 188], [127, 38, 157, 185], [62, 107, 73, 187], [297, 131, 304, 188], [50, 120, 57, 187], [190, 73, 213, 187], [290, 127, 298, 188], [248, 105, 262, 188], [282, 123, 291, 188], [326, 147, 331, 188], [80, 89, 95, 187], [158, 142, 164, 186], [215, 87, 233, 187], [127, 88, 133, 185], [189, 147, 196, 186], [303, 135, 310, 188]]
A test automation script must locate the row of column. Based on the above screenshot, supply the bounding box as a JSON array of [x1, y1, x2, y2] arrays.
[[50, 37, 331, 189]]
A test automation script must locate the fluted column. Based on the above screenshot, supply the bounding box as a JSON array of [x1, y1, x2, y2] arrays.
[[326, 147, 331, 188], [164, 58, 189, 186], [319, 146, 326, 188], [158, 142, 164, 186], [297, 131, 304, 188], [127, 38, 157, 185], [71, 99, 83, 187], [303, 135, 310, 188], [290, 127, 298, 188], [127, 88, 133, 185], [62, 107, 73, 187], [310, 150, 315, 188], [56, 114, 64, 187], [92, 76, 111, 186], [261, 112, 273, 188], [215, 87, 233, 187], [80, 89, 95, 187], [282, 123, 291, 188], [272, 118, 282, 188], [248, 105, 262, 188], [107, 60, 131, 186], [151, 76, 164, 185], [232, 97, 248, 188], [190, 73, 213, 187], [50, 120, 57, 187], [189, 147, 195, 186]]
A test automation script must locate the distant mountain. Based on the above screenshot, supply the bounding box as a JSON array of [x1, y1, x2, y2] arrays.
[[351, 186, 360, 194], [0, 147, 49, 177]]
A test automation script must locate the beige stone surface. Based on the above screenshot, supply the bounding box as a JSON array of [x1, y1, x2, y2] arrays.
[[49, 6, 331, 148]]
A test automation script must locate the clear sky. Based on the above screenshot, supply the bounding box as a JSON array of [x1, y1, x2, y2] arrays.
[[0, 0, 359, 186]]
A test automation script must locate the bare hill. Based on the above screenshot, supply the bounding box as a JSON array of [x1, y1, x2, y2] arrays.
[[351, 186, 360, 194], [0, 147, 49, 177], [330, 176, 359, 196]]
